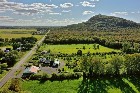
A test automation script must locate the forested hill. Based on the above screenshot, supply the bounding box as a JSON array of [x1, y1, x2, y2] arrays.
[[65, 14, 140, 31]]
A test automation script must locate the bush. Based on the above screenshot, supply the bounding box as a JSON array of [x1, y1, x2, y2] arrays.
[[73, 67, 81, 72], [29, 74, 42, 80], [51, 72, 82, 80], [9, 78, 21, 92], [41, 73, 51, 80], [77, 50, 82, 56], [51, 73, 58, 80]]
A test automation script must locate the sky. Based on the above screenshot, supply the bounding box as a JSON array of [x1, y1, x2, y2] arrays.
[[0, 0, 140, 26]]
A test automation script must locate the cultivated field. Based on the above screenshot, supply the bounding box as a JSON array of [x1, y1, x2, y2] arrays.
[[0, 29, 42, 40]]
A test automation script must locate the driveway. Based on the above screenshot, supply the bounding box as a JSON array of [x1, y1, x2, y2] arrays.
[[40, 61, 65, 74]]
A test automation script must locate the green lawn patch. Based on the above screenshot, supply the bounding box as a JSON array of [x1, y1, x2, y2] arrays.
[[22, 79, 82, 93], [22, 77, 139, 93], [0, 70, 8, 80], [39, 44, 121, 54]]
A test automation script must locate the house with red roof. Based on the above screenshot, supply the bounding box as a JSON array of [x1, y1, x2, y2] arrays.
[[22, 66, 40, 77]]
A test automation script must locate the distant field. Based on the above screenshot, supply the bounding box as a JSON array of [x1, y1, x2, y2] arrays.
[[0, 46, 12, 50], [22, 77, 139, 93], [0, 29, 42, 40], [39, 44, 121, 54]]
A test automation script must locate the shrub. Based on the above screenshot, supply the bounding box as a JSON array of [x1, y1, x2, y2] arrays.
[[41, 73, 51, 80], [29, 74, 42, 80], [73, 67, 81, 72], [77, 50, 82, 56], [9, 78, 21, 92]]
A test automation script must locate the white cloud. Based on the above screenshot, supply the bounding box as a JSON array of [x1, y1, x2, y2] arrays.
[[49, 12, 61, 15], [83, 11, 94, 15], [0, 16, 16, 22], [90, 0, 99, 2], [0, 0, 7, 2], [62, 10, 71, 13], [80, 1, 95, 7], [46, 18, 76, 25], [110, 12, 128, 16], [0, 1, 58, 15], [131, 12, 135, 14], [75, 5, 80, 7], [60, 3, 73, 8]]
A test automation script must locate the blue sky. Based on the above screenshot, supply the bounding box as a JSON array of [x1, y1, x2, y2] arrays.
[[0, 0, 140, 26]]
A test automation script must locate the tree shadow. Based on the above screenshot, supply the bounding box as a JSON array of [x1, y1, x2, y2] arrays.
[[78, 78, 108, 93], [78, 77, 136, 93], [39, 79, 46, 84]]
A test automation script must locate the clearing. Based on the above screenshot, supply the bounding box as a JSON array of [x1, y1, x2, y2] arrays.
[[39, 44, 121, 54]]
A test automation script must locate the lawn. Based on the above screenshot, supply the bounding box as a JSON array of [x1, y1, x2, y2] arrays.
[[0, 29, 42, 40], [0, 70, 8, 80], [0, 46, 13, 50], [22, 79, 82, 93], [39, 44, 121, 54], [22, 77, 139, 93]]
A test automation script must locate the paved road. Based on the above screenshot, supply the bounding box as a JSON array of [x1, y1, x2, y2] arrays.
[[0, 30, 50, 88]]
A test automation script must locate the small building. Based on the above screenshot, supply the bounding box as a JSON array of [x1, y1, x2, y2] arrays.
[[16, 47, 21, 51], [52, 59, 60, 67], [22, 66, 40, 78]]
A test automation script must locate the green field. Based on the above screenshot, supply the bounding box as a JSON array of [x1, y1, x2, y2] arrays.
[[0, 46, 13, 50], [22, 77, 139, 93], [0, 29, 42, 40], [39, 44, 121, 54]]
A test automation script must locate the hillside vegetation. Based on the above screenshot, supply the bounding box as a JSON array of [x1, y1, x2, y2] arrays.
[[56, 14, 140, 31]]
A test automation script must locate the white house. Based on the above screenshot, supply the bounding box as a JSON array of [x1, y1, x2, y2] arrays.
[[53, 59, 60, 67]]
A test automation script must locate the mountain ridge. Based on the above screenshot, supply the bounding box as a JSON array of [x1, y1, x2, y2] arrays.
[[66, 14, 140, 31]]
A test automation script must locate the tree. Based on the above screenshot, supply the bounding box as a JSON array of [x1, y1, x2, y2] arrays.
[[91, 58, 104, 76], [122, 42, 131, 53], [0, 63, 8, 74], [83, 46, 85, 50], [79, 57, 91, 79], [97, 45, 100, 49], [4, 51, 17, 66], [109, 56, 124, 75], [77, 50, 82, 56], [9, 78, 21, 92], [12, 43, 20, 50], [93, 44, 96, 49], [124, 54, 140, 75], [0, 49, 4, 58]]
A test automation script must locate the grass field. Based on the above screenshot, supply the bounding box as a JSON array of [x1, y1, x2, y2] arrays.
[[0, 46, 13, 50], [39, 44, 121, 54], [0, 70, 8, 81], [0, 29, 42, 40], [22, 77, 139, 93]]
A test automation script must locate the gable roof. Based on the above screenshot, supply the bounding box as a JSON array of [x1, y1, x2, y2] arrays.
[[24, 66, 40, 74]]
